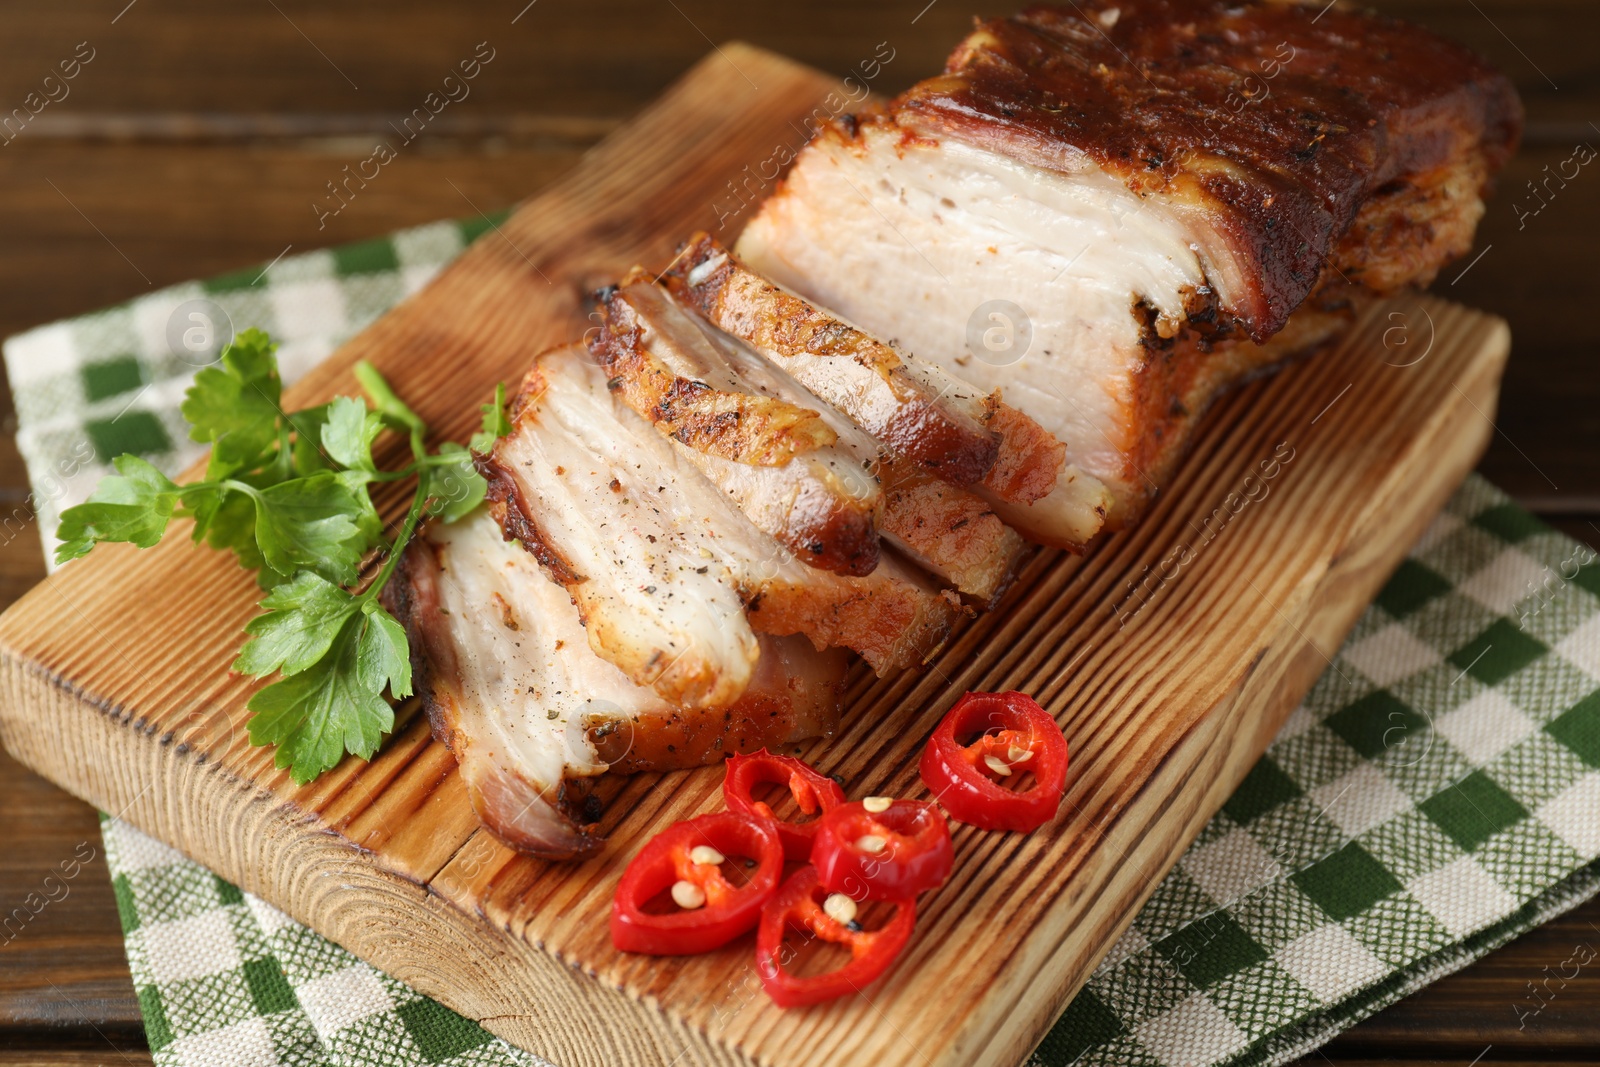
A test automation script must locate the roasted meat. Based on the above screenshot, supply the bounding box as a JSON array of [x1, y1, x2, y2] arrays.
[[389, 507, 848, 859], [737, 0, 1521, 526], [595, 261, 1025, 602], [591, 273, 883, 578], [664, 234, 1111, 551], [482, 344, 959, 681]]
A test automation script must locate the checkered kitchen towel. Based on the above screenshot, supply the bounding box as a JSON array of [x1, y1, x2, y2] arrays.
[[8, 223, 1600, 1067]]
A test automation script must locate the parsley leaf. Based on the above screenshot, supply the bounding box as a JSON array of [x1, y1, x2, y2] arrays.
[[246, 473, 368, 583], [182, 328, 284, 478], [179, 479, 279, 584], [245, 605, 408, 784], [318, 396, 388, 543], [286, 403, 334, 475], [234, 571, 361, 677], [59, 328, 477, 785], [421, 443, 486, 523], [54, 456, 183, 563], [321, 396, 382, 472], [470, 382, 511, 454]]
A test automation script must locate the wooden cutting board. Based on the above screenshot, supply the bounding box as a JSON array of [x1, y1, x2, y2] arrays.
[[0, 44, 1510, 1067]]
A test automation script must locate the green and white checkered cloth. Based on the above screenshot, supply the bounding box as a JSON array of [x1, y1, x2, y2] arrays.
[[7, 222, 1600, 1067], [101, 813, 550, 1067]]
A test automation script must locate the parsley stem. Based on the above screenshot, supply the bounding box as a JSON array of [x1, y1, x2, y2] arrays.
[[362, 453, 463, 483], [273, 421, 293, 482], [367, 466, 420, 483], [361, 484, 429, 606], [221, 479, 264, 502]]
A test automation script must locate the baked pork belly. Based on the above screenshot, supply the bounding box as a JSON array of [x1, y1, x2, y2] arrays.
[[482, 344, 959, 680], [590, 273, 883, 578], [664, 234, 1110, 551], [595, 263, 1024, 602], [389, 507, 847, 859], [738, 0, 1521, 527]]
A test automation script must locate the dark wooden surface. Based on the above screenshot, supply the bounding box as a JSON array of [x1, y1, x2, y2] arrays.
[[0, 3, 1593, 1065]]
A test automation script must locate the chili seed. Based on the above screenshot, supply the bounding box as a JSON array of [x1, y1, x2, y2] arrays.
[[855, 834, 888, 854], [1007, 745, 1034, 763], [671, 880, 706, 910], [689, 845, 725, 866], [823, 893, 858, 925], [862, 796, 893, 813], [984, 754, 1014, 777]]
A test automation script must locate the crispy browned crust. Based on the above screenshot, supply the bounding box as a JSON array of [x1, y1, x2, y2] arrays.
[[591, 276, 836, 466], [1330, 156, 1491, 294], [589, 280, 881, 577], [663, 233, 1002, 485], [895, 0, 1522, 341], [877, 453, 1022, 607], [382, 536, 459, 746], [981, 402, 1067, 506], [1111, 292, 1361, 525], [743, 553, 961, 675]]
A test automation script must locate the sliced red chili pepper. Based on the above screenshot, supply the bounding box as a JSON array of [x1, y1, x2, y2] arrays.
[[920, 690, 1068, 833], [756, 865, 915, 1008], [722, 749, 848, 862], [610, 811, 783, 955], [811, 799, 952, 900]]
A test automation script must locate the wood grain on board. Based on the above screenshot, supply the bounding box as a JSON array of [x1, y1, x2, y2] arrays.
[[0, 42, 1516, 1067]]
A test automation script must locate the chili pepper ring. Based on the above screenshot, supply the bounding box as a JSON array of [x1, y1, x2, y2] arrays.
[[611, 811, 784, 955], [920, 690, 1069, 833]]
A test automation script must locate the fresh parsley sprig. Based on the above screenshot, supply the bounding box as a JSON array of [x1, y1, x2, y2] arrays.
[[55, 328, 509, 784]]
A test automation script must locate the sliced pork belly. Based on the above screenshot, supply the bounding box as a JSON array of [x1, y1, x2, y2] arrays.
[[483, 344, 959, 676], [596, 268, 1022, 601], [481, 344, 762, 709], [738, 0, 1521, 527], [388, 507, 848, 859], [862, 452, 1019, 605], [591, 274, 882, 577], [663, 234, 1109, 551], [661, 236, 1001, 486], [705, 331, 1021, 605]]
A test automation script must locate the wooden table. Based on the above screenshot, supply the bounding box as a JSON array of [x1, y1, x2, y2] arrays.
[[0, 3, 1594, 1064]]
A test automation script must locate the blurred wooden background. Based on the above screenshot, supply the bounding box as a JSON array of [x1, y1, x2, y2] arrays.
[[0, 2, 1595, 1064]]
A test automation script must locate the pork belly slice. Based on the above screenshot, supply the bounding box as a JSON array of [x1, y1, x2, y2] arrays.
[[591, 275, 882, 578], [598, 270, 1022, 601], [388, 507, 847, 859], [484, 344, 959, 675], [738, 0, 1520, 527], [663, 233, 1109, 550], [482, 344, 762, 709], [659, 234, 1000, 486], [866, 452, 1019, 605], [688, 292, 1026, 603]]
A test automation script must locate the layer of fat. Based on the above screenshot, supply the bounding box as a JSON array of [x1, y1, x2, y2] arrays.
[[428, 507, 653, 787], [498, 346, 769, 708], [626, 283, 882, 546], [739, 125, 1211, 497], [691, 310, 998, 589], [974, 463, 1111, 549]]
